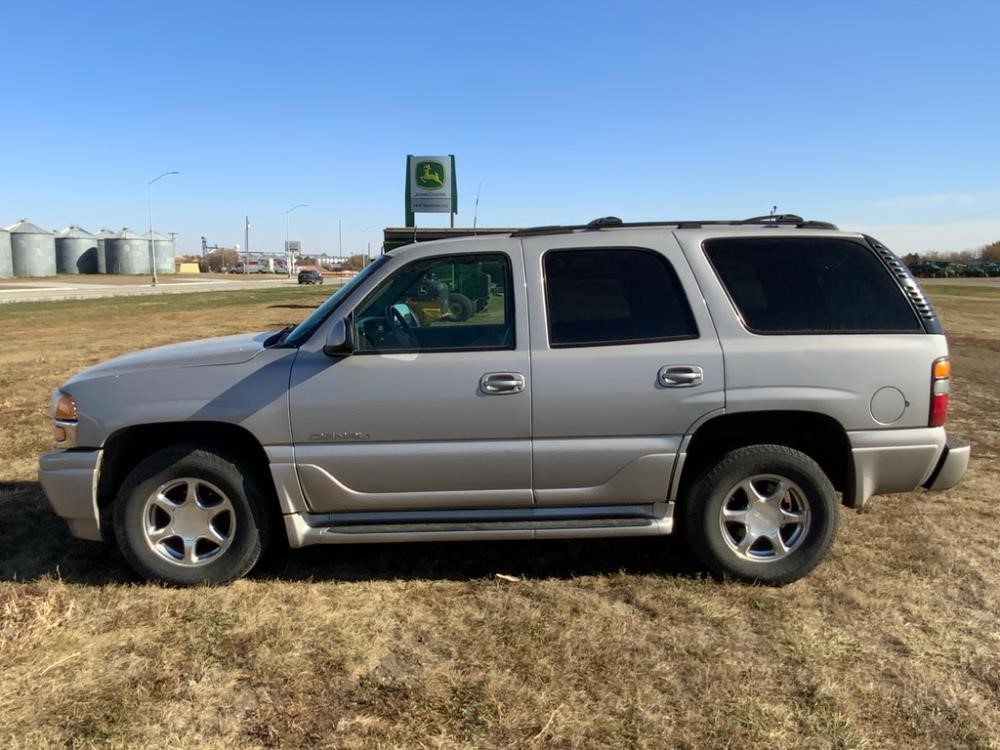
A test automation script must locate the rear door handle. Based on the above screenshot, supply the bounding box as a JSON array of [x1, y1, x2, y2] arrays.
[[658, 365, 704, 388], [480, 372, 526, 395]]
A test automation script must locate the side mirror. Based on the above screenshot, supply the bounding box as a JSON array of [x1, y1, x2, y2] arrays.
[[323, 317, 354, 356]]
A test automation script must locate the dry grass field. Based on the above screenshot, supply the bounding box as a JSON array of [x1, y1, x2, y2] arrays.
[[1, 283, 997, 749]]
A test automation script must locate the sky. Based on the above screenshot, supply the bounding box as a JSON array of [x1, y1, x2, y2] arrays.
[[1, 1, 998, 257]]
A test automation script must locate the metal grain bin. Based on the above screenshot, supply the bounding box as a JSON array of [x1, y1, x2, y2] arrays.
[[7, 219, 56, 277], [107, 228, 151, 275], [94, 228, 116, 274], [0, 228, 12, 278], [143, 231, 177, 274], [55, 225, 99, 274]]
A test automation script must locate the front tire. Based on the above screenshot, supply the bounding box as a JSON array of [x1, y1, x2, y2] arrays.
[[113, 445, 270, 585], [682, 444, 838, 585], [447, 292, 473, 321]]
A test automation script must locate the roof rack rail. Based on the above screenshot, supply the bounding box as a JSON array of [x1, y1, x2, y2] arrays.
[[741, 214, 839, 230], [586, 216, 623, 228], [742, 213, 804, 224], [511, 215, 838, 238]]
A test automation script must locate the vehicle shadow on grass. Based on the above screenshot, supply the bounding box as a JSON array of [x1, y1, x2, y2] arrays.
[[263, 535, 701, 585], [0, 481, 702, 585], [0, 481, 133, 584], [268, 303, 319, 310]]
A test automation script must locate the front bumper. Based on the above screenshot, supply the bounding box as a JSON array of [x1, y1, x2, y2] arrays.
[[922, 435, 970, 491], [38, 449, 103, 541]]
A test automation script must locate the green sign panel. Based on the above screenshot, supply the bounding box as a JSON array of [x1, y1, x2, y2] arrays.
[[406, 154, 457, 226]]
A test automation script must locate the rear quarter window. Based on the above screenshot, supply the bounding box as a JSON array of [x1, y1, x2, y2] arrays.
[[543, 248, 698, 347], [703, 237, 923, 334]]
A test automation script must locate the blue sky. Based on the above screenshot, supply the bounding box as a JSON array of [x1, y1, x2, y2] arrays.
[[1, 1, 998, 256]]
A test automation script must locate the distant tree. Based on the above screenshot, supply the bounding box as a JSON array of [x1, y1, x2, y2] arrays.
[[340, 254, 369, 271], [204, 248, 239, 272], [903, 252, 922, 266], [982, 241, 1000, 263]]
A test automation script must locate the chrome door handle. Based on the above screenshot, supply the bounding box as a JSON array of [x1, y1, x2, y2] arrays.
[[658, 365, 704, 388], [480, 372, 526, 394]]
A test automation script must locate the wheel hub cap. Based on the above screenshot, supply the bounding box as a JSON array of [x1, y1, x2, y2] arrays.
[[142, 477, 236, 567], [719, 474, 811, 563]]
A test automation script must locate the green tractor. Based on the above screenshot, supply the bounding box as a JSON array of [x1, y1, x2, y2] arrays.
[[402, 259, 499, 324]]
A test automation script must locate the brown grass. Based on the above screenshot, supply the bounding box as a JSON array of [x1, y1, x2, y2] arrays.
[[1, 286, 998, 749]]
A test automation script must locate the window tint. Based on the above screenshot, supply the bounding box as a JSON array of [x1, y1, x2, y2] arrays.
[[704, 237, 922, 334], [543, 248, 698, 347], [354, 253, 513, 352]]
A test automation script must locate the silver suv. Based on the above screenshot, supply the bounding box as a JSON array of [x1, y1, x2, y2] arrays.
[[39, 215, 970, 585]]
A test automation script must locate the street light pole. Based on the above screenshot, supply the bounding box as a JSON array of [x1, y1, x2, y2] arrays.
[[147, 170, 179, 287], [285, 203, 308, 279]]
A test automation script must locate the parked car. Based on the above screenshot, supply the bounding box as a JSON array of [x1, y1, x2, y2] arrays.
[[39, 214, 969, 585], [298, 269, 323, 285]]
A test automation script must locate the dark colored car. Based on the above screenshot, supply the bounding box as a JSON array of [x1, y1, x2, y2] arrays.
[[298, 269, 323, 285]]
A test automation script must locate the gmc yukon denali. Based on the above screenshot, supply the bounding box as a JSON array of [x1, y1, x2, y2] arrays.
[[39, 215, 970, 585]]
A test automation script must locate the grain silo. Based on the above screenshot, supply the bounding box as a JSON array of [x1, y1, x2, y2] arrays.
[[94, 228, 116, 274], [7, 219, 57, 277], [0, 227, 12, 278], [107, 228, 151, 275], [143, 231, 177, 274], [55, 225, 99, 274]]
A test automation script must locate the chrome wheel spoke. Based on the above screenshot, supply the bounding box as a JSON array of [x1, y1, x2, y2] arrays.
[[146, 526, 173, 544], [741, 478, 767, 503], [207, 504, 229, 522], [764, 480, 788, 506], [736, 529, 761, 555], [771, 531, 790, 558], [781, 508, 808, 526], [722, 506, 749, 523], [205, 525, 227, 545], [184, 481, 199, 507], [182, 537, 198, 565], [151, 493, 179, 516]]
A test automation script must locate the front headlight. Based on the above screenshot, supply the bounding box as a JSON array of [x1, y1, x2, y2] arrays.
[[53, 391, 78, 422], [51, 390, 78, 447]]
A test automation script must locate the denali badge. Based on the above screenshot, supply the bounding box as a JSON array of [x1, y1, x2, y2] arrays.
[[309, 432, 371, 442]]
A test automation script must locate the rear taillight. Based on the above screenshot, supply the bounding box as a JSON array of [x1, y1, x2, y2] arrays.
[[929, 357, 950, 427]]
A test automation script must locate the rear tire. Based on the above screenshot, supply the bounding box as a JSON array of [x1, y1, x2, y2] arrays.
[[113, 445, 270, 585], [682, 444, 838, 585]]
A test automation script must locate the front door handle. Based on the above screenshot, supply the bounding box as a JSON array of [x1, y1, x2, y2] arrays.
[[658, 365, 704, 388], [480, 372, 526, 395]]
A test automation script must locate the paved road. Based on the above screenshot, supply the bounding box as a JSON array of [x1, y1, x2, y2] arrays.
[[0, 277, 298, 304]]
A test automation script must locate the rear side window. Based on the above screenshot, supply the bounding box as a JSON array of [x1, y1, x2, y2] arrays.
[[704, 237, 922, 334], [543, 248, 698, 347]]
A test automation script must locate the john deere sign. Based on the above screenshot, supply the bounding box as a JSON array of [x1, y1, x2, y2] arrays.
[[406, 154, 457, 225]]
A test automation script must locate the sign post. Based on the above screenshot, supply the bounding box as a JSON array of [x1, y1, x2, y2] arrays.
[[285, 240, 301, 275], [405, 155, 457, 228]]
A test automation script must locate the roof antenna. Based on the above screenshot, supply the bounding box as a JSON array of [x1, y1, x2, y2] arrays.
[[473, 182, 482, 234]]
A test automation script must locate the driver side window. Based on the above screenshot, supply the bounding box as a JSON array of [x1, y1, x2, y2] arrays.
[[353, 253, 514, 352]]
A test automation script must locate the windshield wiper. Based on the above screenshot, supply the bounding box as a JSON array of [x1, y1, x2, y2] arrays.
[[265, 324, 296, 348]]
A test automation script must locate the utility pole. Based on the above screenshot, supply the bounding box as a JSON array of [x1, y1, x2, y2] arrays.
[[147, 170, 179, 286], [244, 216, 250, 275]]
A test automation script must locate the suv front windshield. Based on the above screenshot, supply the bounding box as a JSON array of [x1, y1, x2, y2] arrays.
[[282, 255, 390, 347]]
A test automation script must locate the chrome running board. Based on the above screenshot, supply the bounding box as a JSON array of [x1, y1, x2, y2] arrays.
[[283, 502, 674, 548]]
